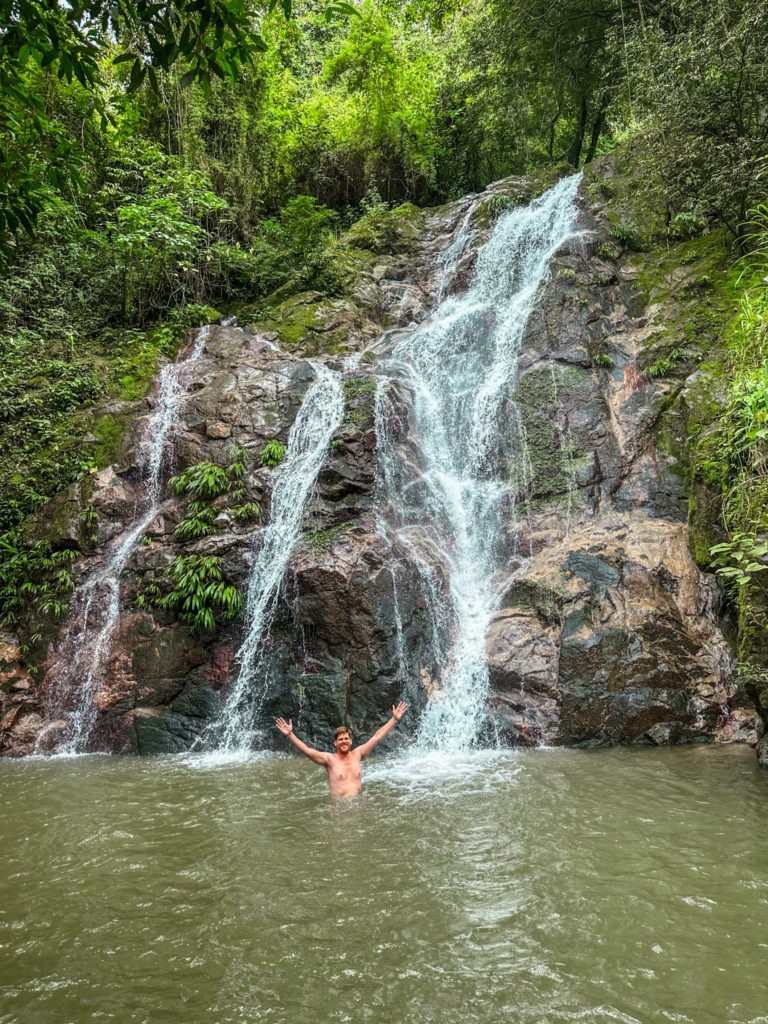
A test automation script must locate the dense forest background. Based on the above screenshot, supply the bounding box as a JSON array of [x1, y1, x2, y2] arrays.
[[1, 0, 768, 677]]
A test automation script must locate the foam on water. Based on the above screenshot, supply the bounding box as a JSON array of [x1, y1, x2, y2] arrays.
[[365, 747, 523, 792], [177, 749, 277, 772]]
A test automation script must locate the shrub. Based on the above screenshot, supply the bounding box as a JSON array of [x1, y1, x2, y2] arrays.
[[259, 439, 286, 467], [168, 462, 230, 501], [155, 554, 243, 633], [710, 533, 768, 589], [0, 536, 77, 642]]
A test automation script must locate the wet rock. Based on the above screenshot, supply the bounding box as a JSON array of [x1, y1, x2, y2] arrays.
[[133, 683, 219, 753], [2, 167, 756, 758], [487, 519, 733, 746]]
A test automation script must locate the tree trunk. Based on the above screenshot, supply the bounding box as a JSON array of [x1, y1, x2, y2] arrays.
[[584, 97, 609, 164], [566, 95, 588, 167]]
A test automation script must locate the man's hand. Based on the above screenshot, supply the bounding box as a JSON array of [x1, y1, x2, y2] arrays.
[[392, 701, 408, 722], [275, 718, 328, 766]]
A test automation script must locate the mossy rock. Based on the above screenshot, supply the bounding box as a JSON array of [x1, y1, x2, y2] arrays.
[[342, 202, 424, 255], [254, 291, 364, 356], [474, 191, 530, 230], [499, 577, 565, 620]]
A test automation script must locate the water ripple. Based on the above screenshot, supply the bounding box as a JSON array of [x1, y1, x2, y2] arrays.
[[1, 745, 766, 1024]]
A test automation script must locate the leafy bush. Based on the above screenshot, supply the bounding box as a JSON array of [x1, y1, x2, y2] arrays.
[[108, 146, 228, 321], [170, 448, 260, 542], [721, 366, 768, 476], [611, 220, 640, 250], [173, 502, 218, 542], [231, 501, 262, 523], [168, 462, 230, 501], [710, 533, 768, 589], [259, 439, 287, 467], [156, 554, 243, 633], [247, 196, 339, 298], [0, 536, 77, 639]]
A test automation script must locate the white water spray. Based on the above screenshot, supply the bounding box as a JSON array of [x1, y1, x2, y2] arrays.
[[436, 199, 477, 300], [40, 328, 211, 753], [377, 175, 582, 751], [212, 362, 344, 751]]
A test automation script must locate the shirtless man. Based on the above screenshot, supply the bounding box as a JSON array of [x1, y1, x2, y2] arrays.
[[275, 702, 408, 797]]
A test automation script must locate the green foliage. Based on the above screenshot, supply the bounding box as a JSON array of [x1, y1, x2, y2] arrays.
[[169, 446, 260, 540], [231, 501, 262, 523], [710, 533, 768, 590], [646, 348, 686, 379], [306, 3, 444, 205], [0, 0, 295, 252], [622, 0, 768, 239], [80, 505, 99, 546], [259, 439, 287, 467], [154, 553, 243, 633], [344, 197, 421, 254], [593, 353, 613, 369], [0, 291, 219, 535], [108, 147, 229, 321], [0, 536, 77, 636], [721, 366, 768, 477], [168, 462, 230, 501], [173, 502, 218, 542], [247, 196, 339, 298], [689, 203, 768, 664], [611, 221, 639, 251], [480, 194, 523, 225]]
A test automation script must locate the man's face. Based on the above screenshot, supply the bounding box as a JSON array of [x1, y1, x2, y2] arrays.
[[334, 731, 352, 753]]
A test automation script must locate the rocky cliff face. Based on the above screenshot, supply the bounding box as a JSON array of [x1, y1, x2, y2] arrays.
[[0, 166, 760, 758]]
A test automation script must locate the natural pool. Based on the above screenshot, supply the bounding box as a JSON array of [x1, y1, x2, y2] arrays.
[[1, 745, 766, 1024]]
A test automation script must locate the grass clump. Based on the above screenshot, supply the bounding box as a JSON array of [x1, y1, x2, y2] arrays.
[[646, 348, 687, 378]]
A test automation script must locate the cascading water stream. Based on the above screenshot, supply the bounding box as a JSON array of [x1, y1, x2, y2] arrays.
[[210, 362, 344, 752], [436, 199, 476, 300], [376, 175, 582, 752], [39, 327, 211, 754]]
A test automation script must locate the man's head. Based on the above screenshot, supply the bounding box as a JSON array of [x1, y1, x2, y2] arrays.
[[333, 726, 352, 753]]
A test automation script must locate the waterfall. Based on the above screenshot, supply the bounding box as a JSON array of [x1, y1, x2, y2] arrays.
[[38, 327, 211, 754], [436, 198, 477, 300], [376, 174, 581, 752], [210, 362, 344, 752]]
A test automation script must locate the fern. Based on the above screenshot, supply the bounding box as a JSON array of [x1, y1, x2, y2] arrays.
[[168, 461, 229, 500], [156, 554, 243, 633], [259, 439, 286, 467]]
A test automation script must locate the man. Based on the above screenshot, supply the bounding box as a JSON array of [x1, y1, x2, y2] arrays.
[[275, 702, 408, 798]]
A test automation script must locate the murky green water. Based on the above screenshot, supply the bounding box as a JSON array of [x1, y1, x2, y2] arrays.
[[1, 745, 766, 1024]]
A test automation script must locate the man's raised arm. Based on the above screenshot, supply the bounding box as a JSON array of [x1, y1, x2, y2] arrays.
[[354, 702, 408, 758], [275, 718, 329, 765]]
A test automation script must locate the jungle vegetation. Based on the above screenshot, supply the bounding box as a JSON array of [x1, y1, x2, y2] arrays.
[[1, 0, 768, 664]]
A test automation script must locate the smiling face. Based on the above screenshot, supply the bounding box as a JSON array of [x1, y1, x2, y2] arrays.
[[333, 729, 353, 755]]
